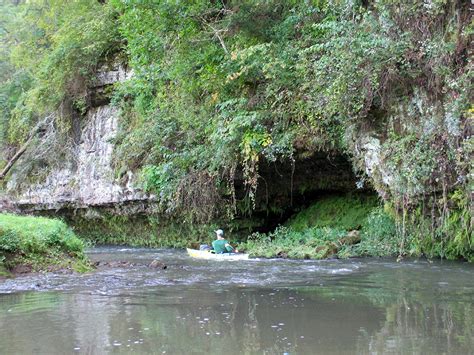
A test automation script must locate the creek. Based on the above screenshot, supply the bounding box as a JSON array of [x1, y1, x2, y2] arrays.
[[0, 247, 473, 354]]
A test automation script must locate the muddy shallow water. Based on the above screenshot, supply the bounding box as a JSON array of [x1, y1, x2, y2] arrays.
[[0, 247, 473, 354]]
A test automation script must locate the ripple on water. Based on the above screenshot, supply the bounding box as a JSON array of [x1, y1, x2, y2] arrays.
[[1, 248, 473, 355], [2, 248, 473, 295]]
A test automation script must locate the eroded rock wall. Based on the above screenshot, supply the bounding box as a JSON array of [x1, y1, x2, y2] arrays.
[[350, 88, 471, 205], [2, 65, 151, 212], [8, 106, 148, 209]]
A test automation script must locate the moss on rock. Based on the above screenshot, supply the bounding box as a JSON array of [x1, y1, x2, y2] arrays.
[[285, 193, 379, 231]]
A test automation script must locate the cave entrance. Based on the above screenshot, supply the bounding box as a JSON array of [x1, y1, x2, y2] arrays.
[[234, 152, 375, 235]]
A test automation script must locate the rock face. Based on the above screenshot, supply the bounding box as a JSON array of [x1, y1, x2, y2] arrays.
[[95, 65, 132, 86], [8, 106, 147, 209], [350, 88, 469, 204], [0, 65, 363, 218], [3, 65, 151, 212], [354, 135, 393, 199], [2, 63, 360, 217]]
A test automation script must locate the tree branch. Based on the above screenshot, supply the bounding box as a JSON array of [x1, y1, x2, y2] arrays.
[[0, 115, 53, 180], [210, 24, 229, 56], [199, 16, 229, 56]]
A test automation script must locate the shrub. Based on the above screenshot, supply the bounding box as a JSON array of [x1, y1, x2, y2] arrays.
[[0, 231, 20, 253]]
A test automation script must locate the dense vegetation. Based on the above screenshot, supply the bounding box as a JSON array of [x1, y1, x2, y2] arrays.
[[0, 214, 90, 276], [0, 1, 471, 261], [241, 194, 397, 259]]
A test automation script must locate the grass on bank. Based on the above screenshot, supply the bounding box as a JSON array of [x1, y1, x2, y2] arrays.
[[239, 194, 398, 260], [0, 213, 91, 275], [240, 207, 399, 260], [285, 194, 379, 231], [240, 192, 472, 261]]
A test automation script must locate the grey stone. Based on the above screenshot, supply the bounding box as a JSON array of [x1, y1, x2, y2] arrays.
[[4, 66, 153, 212]]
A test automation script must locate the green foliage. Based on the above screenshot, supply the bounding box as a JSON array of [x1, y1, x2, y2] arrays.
[[0, 231, 20, 253], [245, 196, 470, 260], [109, 0, 470, 231], [0, 250, 10, 276], [240, 225, 348, 259], [68, 212, 216, 249], [0, 213, 89, 272], [0, 0, 120, 144], [141, 163, 181, 209], [352, 207, 399, 257], [0, 0, 471, 261], [286, 193, 379, 231], [110, 0, 349, 213], [404, 190, 473, 262], [242, 195, 399, 259]]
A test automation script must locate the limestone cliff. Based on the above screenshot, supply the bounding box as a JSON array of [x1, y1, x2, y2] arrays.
[[1, 65, 152, 213]]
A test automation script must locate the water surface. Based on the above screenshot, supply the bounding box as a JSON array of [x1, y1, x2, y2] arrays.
[[0, 247, 473, 354]]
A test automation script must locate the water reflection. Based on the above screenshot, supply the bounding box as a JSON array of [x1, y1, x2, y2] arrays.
[[0, 249, 472, 354]]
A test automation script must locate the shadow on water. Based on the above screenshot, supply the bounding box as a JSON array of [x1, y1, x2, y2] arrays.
[[0, 247, 473, 354]]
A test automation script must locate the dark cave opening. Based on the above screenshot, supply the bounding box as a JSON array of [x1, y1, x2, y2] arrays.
[[233, 152, 375, 234]]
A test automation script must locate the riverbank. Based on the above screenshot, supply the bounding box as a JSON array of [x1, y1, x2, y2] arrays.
[[238, 202, 398, 260], [236, 194, 393, 259], [238, 196, 472, 262], [0, 214, 91, 278], [61, 192, 471, 262]]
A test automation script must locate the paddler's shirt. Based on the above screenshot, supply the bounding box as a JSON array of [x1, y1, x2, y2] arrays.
[[212, 239, 234, 253]]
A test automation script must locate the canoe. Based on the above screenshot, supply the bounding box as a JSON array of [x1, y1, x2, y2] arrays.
[[186, 248, 249, 260]]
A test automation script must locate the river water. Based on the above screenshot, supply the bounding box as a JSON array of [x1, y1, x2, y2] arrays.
[[0, 247, 473, 354]]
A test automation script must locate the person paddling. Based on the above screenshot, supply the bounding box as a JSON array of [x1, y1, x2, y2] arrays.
[[212, 229, 238, 254]]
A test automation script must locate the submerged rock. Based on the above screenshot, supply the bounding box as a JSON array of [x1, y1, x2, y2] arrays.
[[94, 261, 135, 268], [93, 260, 168, 269], [149, 260, 167, 269]]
